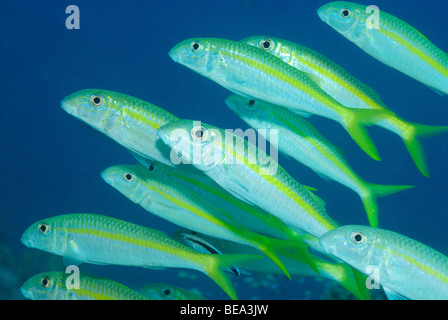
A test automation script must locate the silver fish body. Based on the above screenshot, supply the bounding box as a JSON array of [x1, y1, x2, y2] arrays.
[[320, 225, 448, 300]]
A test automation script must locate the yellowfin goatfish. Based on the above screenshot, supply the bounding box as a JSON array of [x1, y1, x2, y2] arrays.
[[169, 37, 396, 161], [225, 94, 413, 227], [21, 271, 149, 300], [118, 160, 309, 247], [101, 163, 315, 278], [174, 229, 370, 300], [61, 89, 178, 167], [20, 213, 262, 300], [317, 1, 448, 96], [129, 161, 332, 263], [241, 35, 448, 177], [138, 283, 206, 300], [319, 225, 448, 300], [157, 119, 338, 238]]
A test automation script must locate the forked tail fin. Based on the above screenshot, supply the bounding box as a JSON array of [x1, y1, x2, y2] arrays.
[[314, 257, 372, 300], [249, 233, 318, 280], [402, 122, 448, 177], [360, 183, 414, 227], [342, 108, 395, 161], [349, 267, 373, 300], [204, 253, 263, 300]]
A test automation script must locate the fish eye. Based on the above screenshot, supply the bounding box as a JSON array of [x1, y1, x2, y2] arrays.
[[148, 165, 154, 171], [190, 40, 204, 54], [90, 94, 105, 107], [161, 287, 174, 299], [38, 223, 50, 234], [40, 276, 51, 288], [351, 231, 366, 244], [260, 38, 275, 52], [248, 99, 256, 107], [340, 8, 352, 18], [123, 172, 134, 182], [191, 126, 208, 141]]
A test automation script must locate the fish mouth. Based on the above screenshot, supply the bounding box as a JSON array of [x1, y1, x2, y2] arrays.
[[168, 47, 179, 63], [316, 6, 329, 23], [318, 232, 333, 253], [20, 234, 32, 248], [20, 287, 31, 300], [156, 126, 172, 147], [60, 99, 76, 116], [100, 170, 114, 185], [318, 230, 348, 259], [224, 96, 237, 112]]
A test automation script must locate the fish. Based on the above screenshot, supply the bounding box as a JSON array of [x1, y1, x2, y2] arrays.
[[101, 163, 315, 278], [157, 119, 338, 238], [137, 283, 207, 300], [319, 225, 448, 300], [241, 35, 448, 177], [225, 94, 414, 227], [317, 1, 448, 96], [173, 228, 371, 300], [168, 37, 397, 161], [21, 271, 150, 300], [61, 89, 178, 167], [20, 213, 262, 300], [123, 160, 308, 245]]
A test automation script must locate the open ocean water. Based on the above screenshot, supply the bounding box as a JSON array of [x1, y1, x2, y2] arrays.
[[1, 0, 447, 301]]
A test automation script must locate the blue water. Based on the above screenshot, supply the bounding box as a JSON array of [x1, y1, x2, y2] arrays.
[[1, 0, 447, 300]]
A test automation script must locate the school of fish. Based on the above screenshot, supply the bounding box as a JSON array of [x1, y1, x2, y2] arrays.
[[21, 1, 448, 300]]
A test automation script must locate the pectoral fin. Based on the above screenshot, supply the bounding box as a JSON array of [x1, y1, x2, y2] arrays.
[[216, 166, 257, 206], [103, 109, 122, 133], [63, 238, 83, 266]]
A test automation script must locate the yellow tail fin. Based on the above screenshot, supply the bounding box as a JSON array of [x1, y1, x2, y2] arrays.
[[252, 234, 319, 280], [342, 108, 395, 161], [204, 253, 263, 300], [360, 183, 414, 227], [403, 122, 448, 177]]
